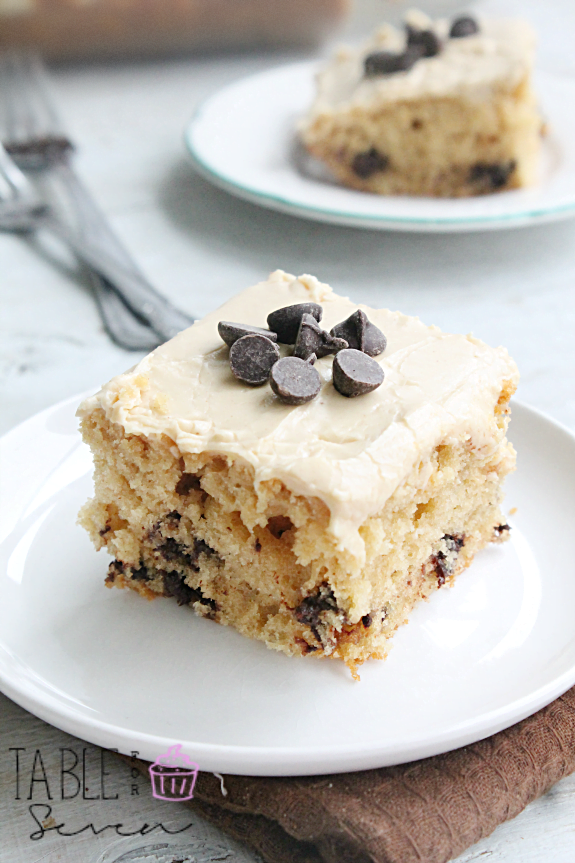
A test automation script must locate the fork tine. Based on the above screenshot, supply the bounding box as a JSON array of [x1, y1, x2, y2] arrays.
[[0, 51, 72, 169]]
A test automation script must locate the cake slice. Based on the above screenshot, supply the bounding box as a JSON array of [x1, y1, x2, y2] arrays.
[[78, 270, 518, 678], [299, 10, 542, 197]]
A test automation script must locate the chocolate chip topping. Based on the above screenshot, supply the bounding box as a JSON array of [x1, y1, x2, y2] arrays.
[[450, 16, 479, 38], [364, 47, 422, 77], [332, 349, 384, 398], [267, 303, 323, 345], [270, 356, 321, 405], [352, 147, 389, 179], [218, 320, 278, 348], [406, 26, 442, 58], [330, 309, 387, 357], [229, 334, 280, 386], [294, 313, 348, 361]]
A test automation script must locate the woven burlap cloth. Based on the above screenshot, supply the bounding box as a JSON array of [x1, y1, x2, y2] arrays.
[[128, 686, 575, 863]]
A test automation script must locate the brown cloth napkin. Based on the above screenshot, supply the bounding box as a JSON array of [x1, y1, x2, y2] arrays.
[[127, 685, 575, 863]]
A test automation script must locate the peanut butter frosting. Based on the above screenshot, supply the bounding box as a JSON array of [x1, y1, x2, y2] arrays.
[[301, 15, 536, 118], [78, 271, 518, 563]]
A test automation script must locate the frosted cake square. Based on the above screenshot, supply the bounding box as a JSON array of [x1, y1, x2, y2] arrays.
[[299, 10, 542, 197], [78, 270, 518, 677]]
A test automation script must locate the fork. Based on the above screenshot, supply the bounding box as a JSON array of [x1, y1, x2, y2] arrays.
[[0, 141, 177, 350], [0, 53, 193, 350], [0, 141, 165, 352]]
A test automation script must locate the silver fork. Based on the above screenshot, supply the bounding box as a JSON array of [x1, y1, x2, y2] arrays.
[[0, 53, 193, 350], [0, 141, 167, 350]]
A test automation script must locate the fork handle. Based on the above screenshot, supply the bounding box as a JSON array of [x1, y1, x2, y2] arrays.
[[57, 166, 163, 351], [90, 272, 163, 351], [41, 164, 193, 343], [39, 209, 193, 342]]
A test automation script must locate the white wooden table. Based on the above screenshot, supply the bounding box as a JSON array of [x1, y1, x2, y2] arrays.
[[2, 1, 575, 860]]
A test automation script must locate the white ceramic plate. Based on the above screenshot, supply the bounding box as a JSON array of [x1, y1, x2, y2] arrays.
[[1, 395, 575, 776], [185, 61, 575, 233]]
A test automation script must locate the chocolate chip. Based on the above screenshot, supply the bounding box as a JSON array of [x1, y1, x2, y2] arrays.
[[450, 16, 479, 38], [407, 26, 442, 57], [364, 46, 422, 77], [469, 161, 516, 190], [495, 523, 511, 534], [163, 572, 217, 611], [330, 310, 387, 357], [362, 614, 373, 628], [218, 321, 278, 348], [295, 583, 339, 643], [131, 563, 151, 581], [446, 534, 465, 552], [267, 303, 323, 344], [153, 532, 219, 573], [318, 335, 348, 358], [229, 334, 280, 386], [294, 313, 348, 361], [107, 559, 151, 583], [363, 324, 386, 357], [332, 349, 384, 398], [270, 356, 321, 405], [331, 310, 365, 350], [293, 313, 322, 361], [159, 537, 195, 567], [352, 147, 389, 179], [431, 534, 465, 587], [299, 640, 319, 654]]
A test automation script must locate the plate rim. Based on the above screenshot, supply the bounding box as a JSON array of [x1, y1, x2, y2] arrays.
[[184, 60, 575, 234], [1, 395, 575, 776]]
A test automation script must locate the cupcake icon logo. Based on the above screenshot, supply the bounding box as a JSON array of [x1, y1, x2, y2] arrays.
[[148, 744, 199, 802]]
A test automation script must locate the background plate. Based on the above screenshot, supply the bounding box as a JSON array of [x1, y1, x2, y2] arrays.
[[1, 396, 575, 775], [185, 61, 575, 233]]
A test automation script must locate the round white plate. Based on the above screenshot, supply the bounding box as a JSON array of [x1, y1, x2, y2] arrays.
[[185, 61, 575, 233], [1, 396, 575, 776]]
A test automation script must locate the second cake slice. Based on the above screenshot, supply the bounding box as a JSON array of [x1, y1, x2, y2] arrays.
[[300, 11, 542, 197]]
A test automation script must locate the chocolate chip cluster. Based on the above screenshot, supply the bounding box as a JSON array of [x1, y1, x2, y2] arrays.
[[364, 14, 479, 78], [218, 303, 387, 405]]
